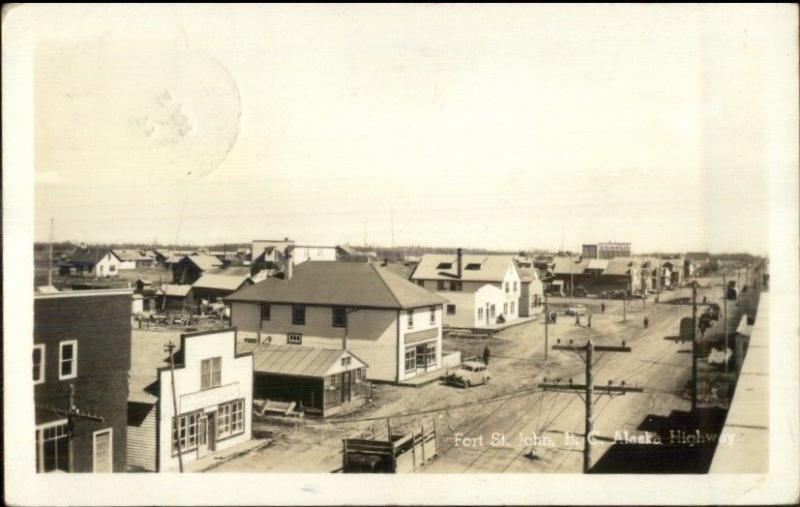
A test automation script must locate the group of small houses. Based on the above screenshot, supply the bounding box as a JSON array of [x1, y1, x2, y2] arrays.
[[34, 240, 711, 473]]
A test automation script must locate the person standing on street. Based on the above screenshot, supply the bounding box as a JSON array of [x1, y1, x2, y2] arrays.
[[601, 302, 606, 313], [483, 345, 491, 366], [644, 316, 649, 329]]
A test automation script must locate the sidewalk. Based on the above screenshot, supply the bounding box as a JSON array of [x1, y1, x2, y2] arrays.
[[184, 438, 272, 473]]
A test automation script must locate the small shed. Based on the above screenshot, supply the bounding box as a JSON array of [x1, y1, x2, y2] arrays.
[[237, 342, 370, 417], [156, 284, 192, 312]]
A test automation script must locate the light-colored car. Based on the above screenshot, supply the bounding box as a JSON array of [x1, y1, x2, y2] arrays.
[[447, 361, 490, 388], [565, 304, 587, 316]]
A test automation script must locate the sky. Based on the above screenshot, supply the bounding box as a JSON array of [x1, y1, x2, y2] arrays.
[[31, 4, 795, 255]]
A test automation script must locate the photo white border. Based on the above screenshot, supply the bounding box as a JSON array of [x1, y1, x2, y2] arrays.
[[3, 4, 798, 505]]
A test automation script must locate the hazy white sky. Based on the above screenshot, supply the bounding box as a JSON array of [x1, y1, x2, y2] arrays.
[[31, 4, 796, 254]]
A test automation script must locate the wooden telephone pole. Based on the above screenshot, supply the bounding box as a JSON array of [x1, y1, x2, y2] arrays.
[[165, 340, 184, 472], [544, 290, 549, 360], [691, 282, 698, 411], [539, 338, 643, 473], [722, 274, 729, 373]]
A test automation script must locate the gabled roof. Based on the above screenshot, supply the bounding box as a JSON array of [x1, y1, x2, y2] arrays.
[[517, 267, 540, 283], [192, 273, 251, 292], [236, 343, 367, 378], [551, 256, 590, 275], [604, 257, 635, 276], [226, 261, 447, 309], [68, 248, 114, 265], [179, 253, 223, 271], [113, 249, 152, 262], [586, 259, 609, 271], [410, 254, 517, 282]]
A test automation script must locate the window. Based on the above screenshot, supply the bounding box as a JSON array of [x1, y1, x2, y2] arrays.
[[217, 399, 245, 439], [36, 421, 70, 472], [503, 303, 508, 314], [447, 304, 456, 315], [416, 280, 425, 287], [436, 262, 452, 270], [465, 263, 481, 270], [341, 356, 352, 367], [355, 367, 364, 383], [59, 341, 77, 380], [288, 333, 303, 345], [490, 305, 496, 318], [109, 265, 116, 272], [93, 428, 113, 473], [33, 345, 45, 385], [436, 280, 445, 290], [429, 306, 436, 325], [478, 307, 484, 320], [505, 282, 509, 293], [292, 304, 305, 325], [510, 302, 515, 314], [405, 347, 416, 372], [513, 281, 517, 292], [406, 309, 414, 329], [261, 304, 271, 321], [332, 307, 346, 328], [201, 357, 222, 390], [425, 343, 437, 366], [449, 281, 462, 291], [172, 411, 200, 453]]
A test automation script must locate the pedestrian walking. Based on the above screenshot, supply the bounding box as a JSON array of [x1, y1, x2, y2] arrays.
[[575, 314, 580, 326], [601, 302, 606, 313], [552, 312, 557, 324], [643, 317, 649, 329], [588, 314, 592, 328], [483, 345, 491, 366]]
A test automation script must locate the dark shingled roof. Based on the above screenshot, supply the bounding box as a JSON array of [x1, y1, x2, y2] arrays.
[[225, 261, 447, 309]]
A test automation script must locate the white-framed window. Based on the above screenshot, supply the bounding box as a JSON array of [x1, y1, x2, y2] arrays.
[[477, 307, 484, 320], [59, 340, 77, 380], [217, 399, 245, 439], [503, 303, 508, 314], [201, 357, 222, 390], [172, 411, 200, 454], [513, 281, 517, 292], [404, 347, 416, 372], [429, 306, 436, 325], [288, 332, 303, 345], [36, 420, 70, 473], [33, 344, 45, 385], [292, 304, 306, 325], [341, 356, 352, 367], [92, 428, 113, 473], [505, 282, 509, 293], [406, 309, 414, 329]]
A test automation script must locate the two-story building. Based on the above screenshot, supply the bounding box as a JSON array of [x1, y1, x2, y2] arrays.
[[127, 328, 253, 472], [225, 261, 447, 384], [409, 250, 522, 329], [34, 289, 132, 473]]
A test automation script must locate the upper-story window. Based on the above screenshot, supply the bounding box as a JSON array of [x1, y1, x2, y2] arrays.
[[505, 282, 509, 293], [33, 345, 45, 385], [59, 340, 77, 380], [429, 306, 436, 325], [513, 281, 517, 292], [341, 356, 352, 367], [436, 280, 445, 290], [332, 307, 347, 328], [201, 357, 222, 389], [261, 304, 271, 321], [416, 280, 425, 287], [449, 281, 462, 291], [407, 309, 414, 329], [292, 304, 306, 325]]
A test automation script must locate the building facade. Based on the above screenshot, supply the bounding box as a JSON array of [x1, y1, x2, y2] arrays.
[[127, 328, 253, 472], [226, 262, 446, 383], [34, 289, 132, 473]]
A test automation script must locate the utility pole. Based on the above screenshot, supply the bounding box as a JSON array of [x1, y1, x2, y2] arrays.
[[48, 218, 54, 286], [539, 338, 643, 473], [544, 289, 549, 360], [691, 282, 698, 412], [722, 273, 728, 373], [165, 340, 184, 473]]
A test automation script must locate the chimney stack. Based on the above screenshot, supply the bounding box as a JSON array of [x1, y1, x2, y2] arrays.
[[285, 253, 293, 280], [457, 248, 463, 279]]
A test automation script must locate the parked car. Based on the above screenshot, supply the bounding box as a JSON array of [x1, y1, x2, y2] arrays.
[[565, 304, 587, 316], [446, 361, 490, 389]]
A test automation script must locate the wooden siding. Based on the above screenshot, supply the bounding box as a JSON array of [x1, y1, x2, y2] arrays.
[[127, 402, 157, 472]]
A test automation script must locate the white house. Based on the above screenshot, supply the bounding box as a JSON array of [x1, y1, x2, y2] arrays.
[[127, 328, 253, 472], [251, 238, 338, 269], [112, 249, 156, 269], [67, 249, 123, 277], [225, 261, 447, 383], [410, 250, 523, 329]]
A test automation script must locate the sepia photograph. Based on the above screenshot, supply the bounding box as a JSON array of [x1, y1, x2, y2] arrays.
[[3, 3, 799, 505]]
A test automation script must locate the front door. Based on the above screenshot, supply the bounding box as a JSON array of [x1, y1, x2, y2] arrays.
[[206, 413, 216, 452], [416, 344, 427, 372], [341, 371, 352, 403], [92, 428, 113, 473]]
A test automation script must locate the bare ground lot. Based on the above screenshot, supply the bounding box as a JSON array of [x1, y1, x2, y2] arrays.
[[211, 284, 715, 473]]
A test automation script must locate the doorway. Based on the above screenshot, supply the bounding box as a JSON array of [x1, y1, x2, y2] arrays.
[[341, 371, 352, 403]]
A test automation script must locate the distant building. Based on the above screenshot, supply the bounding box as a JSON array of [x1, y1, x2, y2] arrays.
[[112, 249, 155, 269], [336, 245, 368, 262], [226, 262, 446, 384], [155, 284, 192, 312], [127, 328, 253, 472], [171, 254, 223, 285], [581, 244, 599, 259], [551, 255, 640, 296], [34, 289, 132, 473], [517, 267, 545, 317], [597, 242, 631, 259], [65, 248, 122, 277], [410, 250, 523, 329], [190, 268, 254, 313]]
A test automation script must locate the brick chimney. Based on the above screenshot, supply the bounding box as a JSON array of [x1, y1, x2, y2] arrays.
[[457, 248, 463, 279]]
